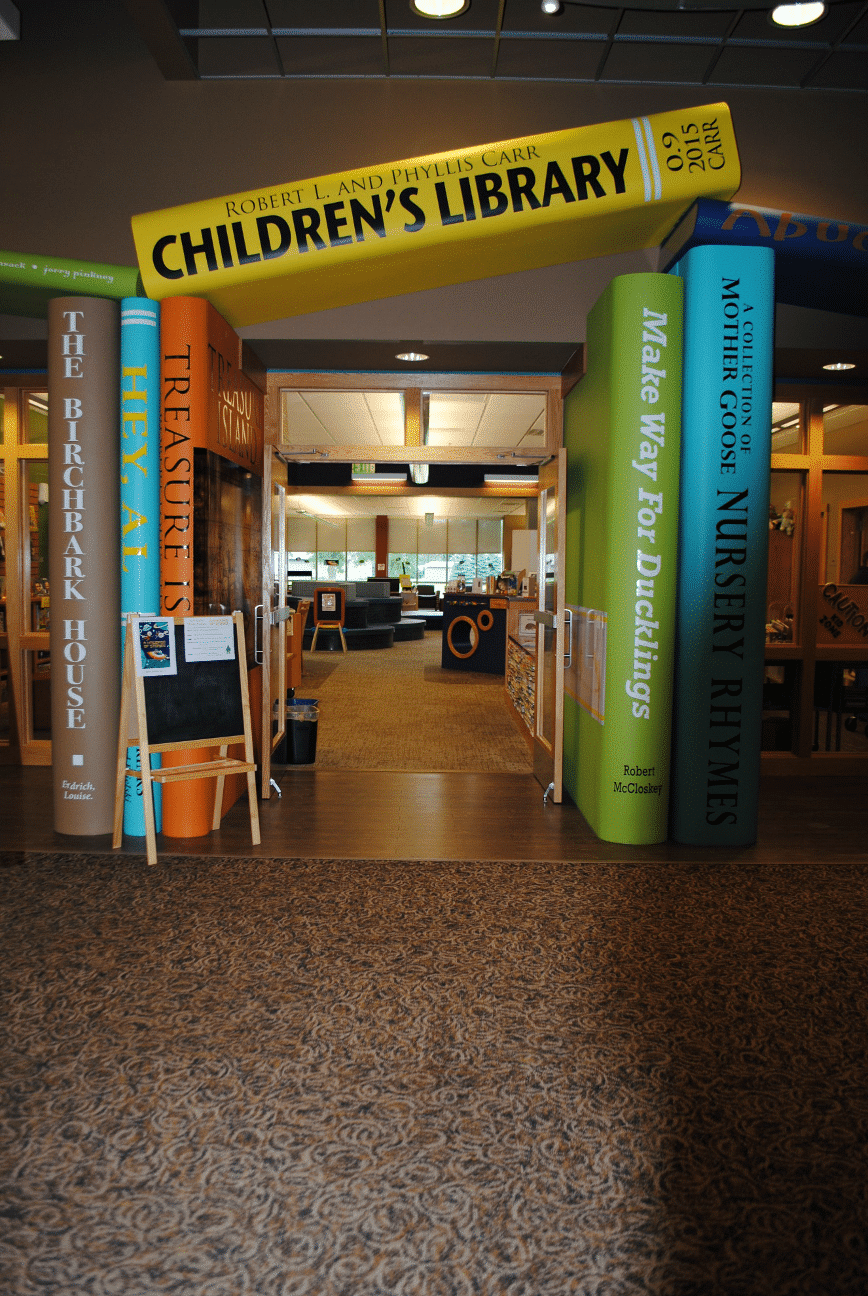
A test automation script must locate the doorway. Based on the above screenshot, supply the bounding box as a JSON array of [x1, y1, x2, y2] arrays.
[[264, 371, 566, 797]]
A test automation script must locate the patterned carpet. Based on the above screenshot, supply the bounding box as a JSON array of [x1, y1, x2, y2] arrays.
[[2, 851, 867, 1295], [295, 633, 532, 773]]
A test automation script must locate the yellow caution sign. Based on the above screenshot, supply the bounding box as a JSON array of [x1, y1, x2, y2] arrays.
[[132, 103, 740, 328]]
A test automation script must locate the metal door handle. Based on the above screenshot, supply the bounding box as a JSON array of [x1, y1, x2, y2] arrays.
[[254, 603, 264, 664], [563, 607, 572, 668]]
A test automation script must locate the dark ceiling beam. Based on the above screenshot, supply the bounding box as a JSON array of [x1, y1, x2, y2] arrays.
[[121, 0, 198, 81]]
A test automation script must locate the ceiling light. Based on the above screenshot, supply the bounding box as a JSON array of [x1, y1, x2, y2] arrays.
[[770, 2, 825, 27], [351, 471, 408, 484], [483, 473, 539, 486], [823, 361, 856, 371], [396, 351, 429, 363], [541, 0, 562, 12], [410, 0, 469, 17], [410, 463, 430, 484]]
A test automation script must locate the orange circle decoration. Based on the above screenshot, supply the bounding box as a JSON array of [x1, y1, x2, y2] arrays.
[[446, 616, 479, 658], [477, 609, 494, 632]]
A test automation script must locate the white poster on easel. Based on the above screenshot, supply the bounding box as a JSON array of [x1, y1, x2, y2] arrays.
[[183, 615, 236, 662]]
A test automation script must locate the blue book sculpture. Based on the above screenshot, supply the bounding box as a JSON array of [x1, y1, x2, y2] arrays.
[[669, 244, 775, 846], [119, 298, 162, 837], [660, 199, 866, 318]]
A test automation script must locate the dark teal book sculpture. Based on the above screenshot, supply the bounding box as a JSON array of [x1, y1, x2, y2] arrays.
[[660, 199, 866, 317], [669, 244, 775, 846]]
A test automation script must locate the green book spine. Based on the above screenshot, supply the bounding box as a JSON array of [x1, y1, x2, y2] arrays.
[[0, 250, 142, 318], [563, 273, 683, 844]]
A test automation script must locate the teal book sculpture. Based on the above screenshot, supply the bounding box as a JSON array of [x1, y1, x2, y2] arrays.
[[563, 273, 683, 844], [669, 244, 775, 845], [119, 299, 162, 837]]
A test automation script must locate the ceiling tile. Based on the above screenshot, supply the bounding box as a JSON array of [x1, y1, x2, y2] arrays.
[[600, 40, 714, 83], [709, 44, 825, 86], [281, 392, 336, 446], [198, 0, 270, 28], [275, 36, 384, 76], [617, 10, 733, 39], [474, 393, 547, 444], [805, 48, 868, 89], [268, 0, 383, 28], [495, 36, 605, 79], [426, 428, 477, 446], [429, 393, 487, 433], [196, 35, 281, 76], [387, 35, 493, 77], [841, 9, 868, 41], [364, 393, 406, 443]]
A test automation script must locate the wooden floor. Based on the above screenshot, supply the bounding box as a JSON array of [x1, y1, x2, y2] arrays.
[[1, 763, 865, 863]]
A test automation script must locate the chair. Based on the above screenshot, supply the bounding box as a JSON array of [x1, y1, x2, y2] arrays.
[[310, 586, 347, 653]]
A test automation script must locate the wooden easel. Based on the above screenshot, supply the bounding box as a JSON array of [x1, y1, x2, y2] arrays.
[[310, 586, 347, 653], [113, 612, 261, 866]]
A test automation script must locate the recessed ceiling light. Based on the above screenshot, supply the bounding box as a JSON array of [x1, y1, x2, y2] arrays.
[[823, 361, 856, 371], [541, 0, 562, 13], [410, 0, 469, 18], [770, 2, 826, 27], [396, 351, 429, 363]]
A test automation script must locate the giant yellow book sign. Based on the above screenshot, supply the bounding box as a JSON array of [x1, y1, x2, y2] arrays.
[[132, 103, 740, 328]]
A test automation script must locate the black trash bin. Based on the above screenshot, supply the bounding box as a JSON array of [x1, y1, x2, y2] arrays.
[[276, 698, 319, 764]]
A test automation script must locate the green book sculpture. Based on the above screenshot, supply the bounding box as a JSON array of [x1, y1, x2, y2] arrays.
[[1, 250, 142, 317], [563, 273, 683, 844]]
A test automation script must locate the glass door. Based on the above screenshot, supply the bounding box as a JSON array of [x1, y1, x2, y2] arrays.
[[260, 449, 288, 796], [532, 451, 566, 801]]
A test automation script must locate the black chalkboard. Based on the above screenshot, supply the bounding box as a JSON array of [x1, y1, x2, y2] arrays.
[[142, 623, 245, 746]]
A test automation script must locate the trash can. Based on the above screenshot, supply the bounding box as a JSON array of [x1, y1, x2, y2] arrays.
[[276, 698, 319, 764]]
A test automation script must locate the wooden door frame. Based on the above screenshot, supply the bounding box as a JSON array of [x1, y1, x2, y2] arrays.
[[1, 380, 51, 766]]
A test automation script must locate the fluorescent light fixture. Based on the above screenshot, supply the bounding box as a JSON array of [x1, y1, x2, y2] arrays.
[[410, 463, 430, 484], [396, 351, 429, 363], [823, 361, 856, 371], [770, 1, 825, 26], [483, 474, 539, 486], [351, 471, 408, 484], [411, 0, 469, 17]]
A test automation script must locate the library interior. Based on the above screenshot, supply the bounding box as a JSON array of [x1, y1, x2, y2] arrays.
[[2, 4, 868, 1293]]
